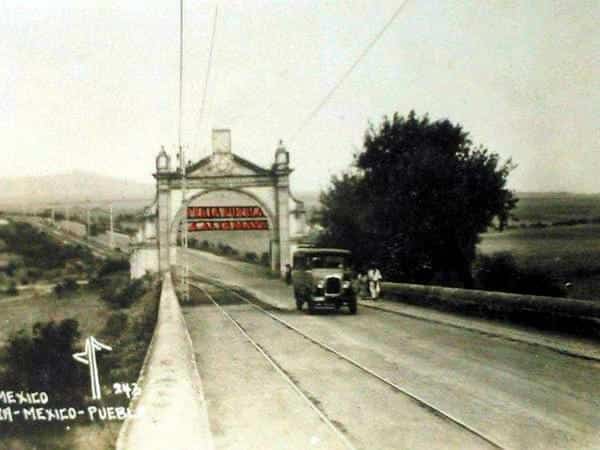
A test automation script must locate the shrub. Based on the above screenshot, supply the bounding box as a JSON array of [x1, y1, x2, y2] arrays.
[[5, 260, 18, 276], [27, 268, 42, 281], [0, 319, 86, 405], [101, 276, 146, 308], [529, 222, 548, 229], [217, 243, 237, 256], [244, 252, 258, 263], [97, 258, 130, 278], [260, 252, 270, 267], [473, 252, 519, 293], [102, 312, 129, 337], [53, 278, 79, 297], [100, 282, 160, 383], [6, 280, 18, 296], [513, 270, 566, 297]]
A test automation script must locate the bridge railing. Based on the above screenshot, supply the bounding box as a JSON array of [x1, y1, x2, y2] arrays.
[[116, 273, 214, 450], [382, 282, 600, 320]]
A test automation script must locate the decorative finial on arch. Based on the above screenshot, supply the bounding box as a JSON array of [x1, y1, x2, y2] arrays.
[[156, 145, 171, 172], [274, 139, 289, 169]]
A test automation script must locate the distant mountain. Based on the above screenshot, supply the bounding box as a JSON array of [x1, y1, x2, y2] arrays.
[[0, 171, 154, 208]]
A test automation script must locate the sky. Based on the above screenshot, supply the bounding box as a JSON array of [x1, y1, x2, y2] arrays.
[[2, 0, 599, 193]]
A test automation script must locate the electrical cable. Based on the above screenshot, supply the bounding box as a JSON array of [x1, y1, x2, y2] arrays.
[[178, 0, 184, 148], [290, 0, 411, 143], [193, 6, 219, 156]]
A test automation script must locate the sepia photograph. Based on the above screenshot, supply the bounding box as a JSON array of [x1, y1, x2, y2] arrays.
[[1, 1, 599, 449]]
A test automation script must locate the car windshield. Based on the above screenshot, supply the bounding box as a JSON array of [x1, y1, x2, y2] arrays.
[[309, 255, 348, 269]]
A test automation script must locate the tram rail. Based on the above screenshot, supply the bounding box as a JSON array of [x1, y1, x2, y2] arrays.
[[187, 274, 505, 450]]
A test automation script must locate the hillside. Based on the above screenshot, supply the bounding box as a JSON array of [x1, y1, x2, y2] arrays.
[[0, 171, 154, 209]]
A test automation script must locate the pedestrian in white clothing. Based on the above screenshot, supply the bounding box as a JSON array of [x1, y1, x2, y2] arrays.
[[367, 264, 383, 300]]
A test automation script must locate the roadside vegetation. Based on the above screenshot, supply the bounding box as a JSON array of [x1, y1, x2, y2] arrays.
[[187, 237, 270, 267], [0, 221, 160, 449], [0, 220, 94, 294]]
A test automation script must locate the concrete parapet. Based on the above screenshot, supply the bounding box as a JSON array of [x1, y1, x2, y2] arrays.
[[383, 282, 600, 320], [116, 273, 214, 450], [130, 245, 159, 279]]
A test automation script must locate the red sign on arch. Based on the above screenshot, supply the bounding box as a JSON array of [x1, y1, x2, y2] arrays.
[[188, 220, 269, 232], [187, 206, 266, 220], [187, 206, 269, 232]]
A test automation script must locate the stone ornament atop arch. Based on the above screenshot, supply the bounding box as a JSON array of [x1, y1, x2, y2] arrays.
[[208, 152, 234, 174]]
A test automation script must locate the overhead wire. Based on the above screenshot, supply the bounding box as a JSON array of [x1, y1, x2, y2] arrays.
[[289, 0, 411, 144], [193, 6, 219, 157], [178, 0, 184, 148]]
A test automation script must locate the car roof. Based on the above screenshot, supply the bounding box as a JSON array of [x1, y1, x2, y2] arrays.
[[294, 248, 352, 256]]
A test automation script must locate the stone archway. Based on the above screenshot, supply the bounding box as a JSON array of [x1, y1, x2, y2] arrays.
[[132, 129, 307, 278]]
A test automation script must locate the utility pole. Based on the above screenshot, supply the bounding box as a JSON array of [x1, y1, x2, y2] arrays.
[[178, 0, 189, 302], [109, 203, 114, 249], [86, 207, 91, 239], [180, 145, 189, 302]]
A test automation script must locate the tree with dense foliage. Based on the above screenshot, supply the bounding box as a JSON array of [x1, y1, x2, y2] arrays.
[[1, 319, 86, 405], [318, 111, 517, 287]]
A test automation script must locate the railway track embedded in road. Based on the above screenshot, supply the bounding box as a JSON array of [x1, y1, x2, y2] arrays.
[[187, 274, 505, 450]]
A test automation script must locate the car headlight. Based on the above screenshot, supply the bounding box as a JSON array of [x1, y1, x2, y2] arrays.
[[342, 280, 351, 289], [317, 280, 325, 289]]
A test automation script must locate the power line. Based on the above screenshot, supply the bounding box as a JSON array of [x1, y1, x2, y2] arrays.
[[290, 0, 411, 143], [178, 0, 184, 148], [194, 6, 219, 156]]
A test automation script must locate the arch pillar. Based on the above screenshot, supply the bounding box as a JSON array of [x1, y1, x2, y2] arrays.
[[274, 173, 291, 274], [156, 147, 172, 274]]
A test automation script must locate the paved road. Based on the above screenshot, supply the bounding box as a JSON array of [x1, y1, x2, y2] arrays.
[[180, 249, 600, 450]]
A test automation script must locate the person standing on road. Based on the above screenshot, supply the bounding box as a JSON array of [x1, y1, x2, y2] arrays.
[[367, 263, 383, 300], [357, 268, 369, 299]]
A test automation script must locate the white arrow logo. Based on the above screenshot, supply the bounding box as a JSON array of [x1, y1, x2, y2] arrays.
[[73, 336, 112, 400]]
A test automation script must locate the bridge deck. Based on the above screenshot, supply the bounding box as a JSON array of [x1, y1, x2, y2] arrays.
[[178, 248, 600, 450]]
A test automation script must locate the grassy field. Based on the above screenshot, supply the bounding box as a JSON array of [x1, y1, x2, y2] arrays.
[[509, 192, 600, 224], [479, 224, 600, 300], [0, 290, 112, 349]]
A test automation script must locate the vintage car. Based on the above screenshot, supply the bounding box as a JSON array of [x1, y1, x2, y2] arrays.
[[292, 248, 357, 314]]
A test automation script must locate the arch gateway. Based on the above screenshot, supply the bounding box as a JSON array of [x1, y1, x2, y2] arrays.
[[130, 130, 308, 278]]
